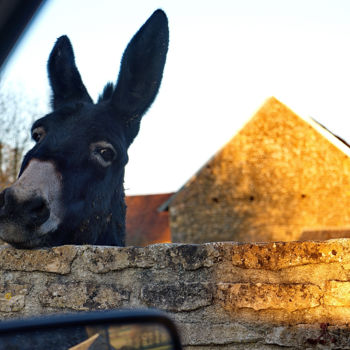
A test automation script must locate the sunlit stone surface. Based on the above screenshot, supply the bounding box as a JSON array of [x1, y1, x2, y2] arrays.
[[170, 97, 350, 243], [1, 241, 350, 348]]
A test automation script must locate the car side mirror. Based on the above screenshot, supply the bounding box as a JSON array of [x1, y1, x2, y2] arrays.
[[0, 309, 182, 350]]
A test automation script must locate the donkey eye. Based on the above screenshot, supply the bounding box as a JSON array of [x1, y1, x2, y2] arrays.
[[32, 127, 46, 143], [90, 142, 117, 167], [99, 148, 115, 162], [32, 132, 41, 142]]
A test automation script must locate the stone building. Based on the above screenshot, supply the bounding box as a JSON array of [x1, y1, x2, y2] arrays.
[[166, 97, 350, 244]]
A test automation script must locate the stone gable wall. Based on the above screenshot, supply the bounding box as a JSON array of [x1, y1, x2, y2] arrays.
[[2, 240, 350, 349], [170, 98, 350, 244]]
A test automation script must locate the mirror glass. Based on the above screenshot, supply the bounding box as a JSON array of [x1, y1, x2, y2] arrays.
[[0, 322, 175, 350]]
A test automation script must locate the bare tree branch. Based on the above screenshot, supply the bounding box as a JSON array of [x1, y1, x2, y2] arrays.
[[0, 79, 47, 188]]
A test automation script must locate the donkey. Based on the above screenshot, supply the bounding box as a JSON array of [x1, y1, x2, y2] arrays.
[[0, 10, 169, 248]]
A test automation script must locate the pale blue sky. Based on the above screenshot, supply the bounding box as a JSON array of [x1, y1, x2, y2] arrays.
[[3, 0, 350, 194]]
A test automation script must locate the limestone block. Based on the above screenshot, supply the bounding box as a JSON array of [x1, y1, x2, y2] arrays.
[[264, 324, 343, 348], [39, 282, 129, 311], [83, 244, 215, 273], [0, 245, 78, 274], [230, 239, 350, 270], [0, 283, 29, 312], [183, 346, 288, 350], [217, 283, 321, 312], [180, 322, 264, 345], [183, 323, 350, 349], [324, 281, 350, 307], [170, 97, 350, 243], [83, 246, 153, 273], [163, 244, 215, 270], [222, 262, 350, 286], [141, 282, 213, 311]]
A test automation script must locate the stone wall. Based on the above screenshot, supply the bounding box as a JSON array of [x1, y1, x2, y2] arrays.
[[2, 240, 350, 349]]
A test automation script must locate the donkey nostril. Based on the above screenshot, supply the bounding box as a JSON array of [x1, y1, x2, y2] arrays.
[[0, 188, 15, 215], [28, 197, 50, 225]]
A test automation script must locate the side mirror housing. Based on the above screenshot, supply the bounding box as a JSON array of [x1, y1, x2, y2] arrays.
[[0, 309, 182, 350]]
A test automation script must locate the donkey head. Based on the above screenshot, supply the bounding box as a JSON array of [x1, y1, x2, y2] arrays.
[[0, 10, 169, 248]]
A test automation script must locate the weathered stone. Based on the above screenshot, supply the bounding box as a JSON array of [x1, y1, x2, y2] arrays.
[[141, 282, 213, 311], [39, 282, 129, 310], [0, 245, 78, 274], [180, 322, 264, 345], [83, 246, 155, 273], [265, 324, 350, 349], [324, 281, 350, 307], [217, 262, 350, 286], [84, 244, 218, 273], [217, 283, 321, 312], [159, 244, 214, 270], [183, 344, 289, 350], [182, 323, 350, 349], [0, 283, 29, 312], [230, 239, 350, 270], [1, 241, 350, 347]]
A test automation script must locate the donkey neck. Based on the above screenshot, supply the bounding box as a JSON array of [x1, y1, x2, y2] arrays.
[[95, 190, 126, 246]]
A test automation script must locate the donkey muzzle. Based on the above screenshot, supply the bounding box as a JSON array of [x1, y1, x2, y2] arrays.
[[0, 188, 50, 227], [0, 159, 63, 247]]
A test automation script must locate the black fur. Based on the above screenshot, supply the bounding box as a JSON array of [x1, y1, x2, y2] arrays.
[[2, 9, 169, 248]]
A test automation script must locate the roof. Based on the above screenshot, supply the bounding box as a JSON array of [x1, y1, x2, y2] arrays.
[[125, 193, 174, 247]]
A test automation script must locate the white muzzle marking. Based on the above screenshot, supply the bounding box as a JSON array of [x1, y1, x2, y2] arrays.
[[11, 159, 63, 235]]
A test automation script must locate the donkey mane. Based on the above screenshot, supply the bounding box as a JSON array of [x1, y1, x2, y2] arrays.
[[98, 82, 115, 103]]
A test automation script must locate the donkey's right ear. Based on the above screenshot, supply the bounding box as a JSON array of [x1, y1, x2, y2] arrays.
[[47, 35, 92, 110]]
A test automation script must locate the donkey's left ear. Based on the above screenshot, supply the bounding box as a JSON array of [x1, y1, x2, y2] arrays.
[[112, 10, 169, 144], [48, 35, 92, 110]]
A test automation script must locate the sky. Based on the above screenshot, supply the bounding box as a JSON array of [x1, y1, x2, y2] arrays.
[[2, 0, 350, 195]]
